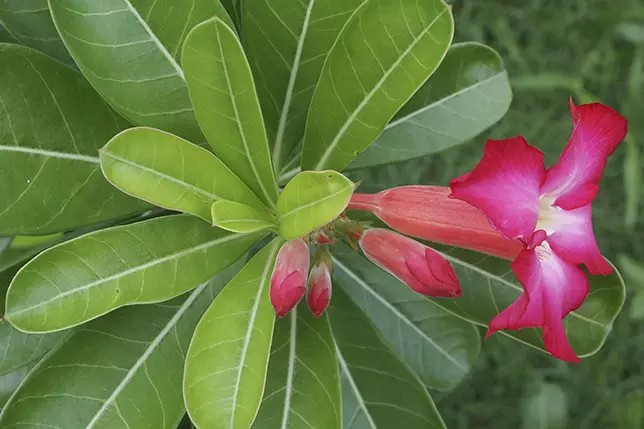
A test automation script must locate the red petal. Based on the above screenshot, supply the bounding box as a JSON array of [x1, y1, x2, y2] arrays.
[[541, 99, 627, 209], [450, 137, 546, 242], [544, 203, 612, 275], [487, 239, 588, 363]]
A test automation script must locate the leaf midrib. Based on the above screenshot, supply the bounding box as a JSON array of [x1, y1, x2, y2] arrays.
[[9, 233, 247, 318], [336, 345, 377, 429], [228, 242, 279, 426], [313, 6, 450, 170], [333, 258, 467, 371], [100, 150, 221, 201], [84, 283, 208, 428]]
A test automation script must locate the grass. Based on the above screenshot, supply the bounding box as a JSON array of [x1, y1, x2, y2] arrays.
[[358, 0, 644, 427]]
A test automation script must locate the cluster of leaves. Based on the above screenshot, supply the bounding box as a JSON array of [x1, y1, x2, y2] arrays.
[[0, 0, 631, 428]]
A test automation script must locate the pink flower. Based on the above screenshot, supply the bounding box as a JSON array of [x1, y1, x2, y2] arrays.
[[307, 261, 332, 317], [359, 228, 461, 297], [270, 239, 310, 317], [450, 100, 627, 362]]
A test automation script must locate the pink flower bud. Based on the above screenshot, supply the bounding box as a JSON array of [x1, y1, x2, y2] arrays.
[[349, 186, 523, 260], [270, 239, 310, 317], [359, 228, 461, 297], [307, 262, 332, 317]]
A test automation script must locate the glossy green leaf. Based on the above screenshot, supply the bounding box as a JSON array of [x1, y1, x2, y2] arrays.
[[349, 42, 512, 169], [243, 0, 364, 172], [0, 0, 72, 63], [332, 245, 480, 390], [0, 23, 17, 43], [252, 308, 341, 429], [277, 171, 353, 239], [211, 200, 277, 234], [0, 43, 148, 235], [0, 264, 241, 428], [101, 127, 264, 222], [184, 240, 280, 429], [301, 0, 454, 171], [521, 383, 568, 429], [5, 215, 262, 333], [183, 18, 278, 208], [330, 288, 447, 429], [432, 247, 625, 357], [48, 0, 230, 141], [0, 254, 65, 376], [0, 364, 31, 410]]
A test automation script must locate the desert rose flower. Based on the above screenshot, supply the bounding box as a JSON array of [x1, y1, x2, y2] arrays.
[[359, 228, 461, 297], [270, 239, 310, 317], [449, 100, 627, 362]]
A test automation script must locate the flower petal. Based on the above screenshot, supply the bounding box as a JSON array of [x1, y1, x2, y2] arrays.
[[543, 203, 612, 275], [541, 99, 628, 209], [450, 137, 546, 242], [487, 239, 588, 362]]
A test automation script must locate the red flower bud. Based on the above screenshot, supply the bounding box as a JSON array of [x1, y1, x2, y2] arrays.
[[359, 228, 461, 297], [307, 261, 332, 317], [270, 239, 310, 317], [349, 186, 523, 260]]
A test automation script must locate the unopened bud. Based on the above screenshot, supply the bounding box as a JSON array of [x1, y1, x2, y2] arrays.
[[270, 239, 310, 317], [307, 261, 332, 317], [359, 228, 461, 297]]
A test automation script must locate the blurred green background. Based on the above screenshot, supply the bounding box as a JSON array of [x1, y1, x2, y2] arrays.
[[355, 1, 644, 427]]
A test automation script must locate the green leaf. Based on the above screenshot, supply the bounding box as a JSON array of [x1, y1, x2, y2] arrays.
[[330, 288, 447, 429], [252, 308, 341, 429], [100, 127, 265, 222], [48, 0, 229, 141], [211, 200, 277, 234], [0, 264, 241, 428], [432, 247, 625, 357], [624, 134, 641, 229], [0, 0, 72, 63], [242, 0, 364, 172], [5, 215, 262, 333], [182, 18, 278, 208], [0, 364, 31, 410], [0, 23, 18, 43], [521, 383, 568, 429], [184, 240, 280, 429], [300, 0, 454, 171], [277, 171, 353, 239], [0, 43, 148, 235], [349, 42, 512, 170], [332, 245, 480, 390], [1, 269, 65, 376]]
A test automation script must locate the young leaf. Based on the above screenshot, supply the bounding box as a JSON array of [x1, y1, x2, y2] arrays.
[[100, 127, 265, 222], [5, 215, 262, 333], [330, 288, 447, 429], [0, 265, 241, 428], [0, 44, 148, 235], [184, 240, 280, 429], [433, 247, 625, 357], [349, 42, 512, 169], [243, 0, 365, 172], [332, 245, 480, 390], [252, 307, 341, 429], [301, 0, 454, 171], [48, 0, 230, 141], [277, 171, 353, 239], [0, 0, 72, 63], [211, 200, 277, 234], [182, 18, 278, 208]]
